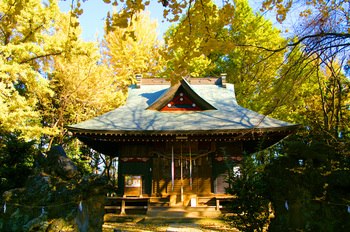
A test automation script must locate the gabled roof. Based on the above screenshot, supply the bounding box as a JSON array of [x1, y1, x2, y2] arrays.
[[66, 77, 299, 135], [147, 78, 216, 111]]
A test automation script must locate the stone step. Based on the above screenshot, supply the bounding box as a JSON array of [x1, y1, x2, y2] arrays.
[[149, 202, 170, 207], [149, 206, 218, 211], [146, 206, 221, 218], [197, 197, 216, 206], [144, 217, 221, 224]]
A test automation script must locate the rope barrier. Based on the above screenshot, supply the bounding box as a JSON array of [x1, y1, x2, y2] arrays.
[[272, 198, 350, 207], [1, 200, 79, 209], [0, 198, 96, 214], [270, 198, 350, 214]]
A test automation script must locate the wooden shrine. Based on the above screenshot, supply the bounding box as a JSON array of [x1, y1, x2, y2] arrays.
[[67, 74, 299, 216]]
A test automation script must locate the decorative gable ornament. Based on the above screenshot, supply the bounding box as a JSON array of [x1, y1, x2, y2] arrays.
[[147, 78, 217, 112]]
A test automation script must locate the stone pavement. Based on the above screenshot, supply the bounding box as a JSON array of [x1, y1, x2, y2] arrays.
[[166, 223, 203, 232]]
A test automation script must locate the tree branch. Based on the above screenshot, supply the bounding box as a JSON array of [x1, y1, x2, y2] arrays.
[[237, 32, 350, 53], [19, 52, 63, 64]]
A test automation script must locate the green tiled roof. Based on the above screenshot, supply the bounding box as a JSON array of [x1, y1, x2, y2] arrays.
[[67, 82, 298, 134]]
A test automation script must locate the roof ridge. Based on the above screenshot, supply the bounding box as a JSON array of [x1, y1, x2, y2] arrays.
[[141, 77, 223, 86]]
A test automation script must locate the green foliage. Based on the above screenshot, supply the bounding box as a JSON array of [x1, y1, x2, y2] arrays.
[[265, 138, 350, 231], [225, 156, 270, 232], [162, 0, 224, 79], [0, 131, 37, 195], [219, 0, 286, 112], [62, 139, 94, 176]]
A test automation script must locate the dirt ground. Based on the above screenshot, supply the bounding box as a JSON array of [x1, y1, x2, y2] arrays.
[[102, 217, 240, 232]]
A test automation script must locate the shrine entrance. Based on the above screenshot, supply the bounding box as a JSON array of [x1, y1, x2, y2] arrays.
[[68, 75, 299, 217], [151, 141, 214, 206]]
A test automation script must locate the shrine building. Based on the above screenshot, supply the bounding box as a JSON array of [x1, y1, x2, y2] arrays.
[[66, 74, 298, 217]]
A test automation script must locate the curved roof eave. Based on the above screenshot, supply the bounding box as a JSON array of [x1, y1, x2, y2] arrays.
[[66, 124, 301, 135]]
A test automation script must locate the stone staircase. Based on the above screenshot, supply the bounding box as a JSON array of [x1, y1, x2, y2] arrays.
[[147, 195, 221, 218], [104, 195, 223, 222]]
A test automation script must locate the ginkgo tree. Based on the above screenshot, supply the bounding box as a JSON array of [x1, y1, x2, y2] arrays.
[[102, 10, 165, 86], [0, 0, 127, 148], [0, 0, 128, 185], [0, 0, 63, 139], [40, 12, 126, 149], [162, 0, 225, 79]]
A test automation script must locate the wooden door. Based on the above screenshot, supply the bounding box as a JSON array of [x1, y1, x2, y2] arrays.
[[152, 156, 212, 195]]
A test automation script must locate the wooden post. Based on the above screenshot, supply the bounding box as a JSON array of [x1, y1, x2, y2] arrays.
[[121, 200, 126, 215], [221, 73, 227, 88], [216, 198, 220, 211], [136, 74, 142, 89], [140, 176, 143, 197]]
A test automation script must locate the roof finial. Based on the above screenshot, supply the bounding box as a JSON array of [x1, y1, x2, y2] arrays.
[[136, 74, 142, 89], [184, 74, 191, 83], [221, 73, 227, 88]]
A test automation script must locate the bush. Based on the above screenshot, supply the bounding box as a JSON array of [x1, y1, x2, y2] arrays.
[[225, 156, 270, 232], [0, 131, 36, 195]]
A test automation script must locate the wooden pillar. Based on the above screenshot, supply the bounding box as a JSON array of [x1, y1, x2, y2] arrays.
[[181, 142, 184, 203], [216, 198, 220, 211]]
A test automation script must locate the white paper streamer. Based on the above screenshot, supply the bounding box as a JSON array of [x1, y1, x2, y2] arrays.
[[348, 205, 350, 213], [79, 201, 83, 212], [285, 201, 289, 210], [3, 202, 6, 213]]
